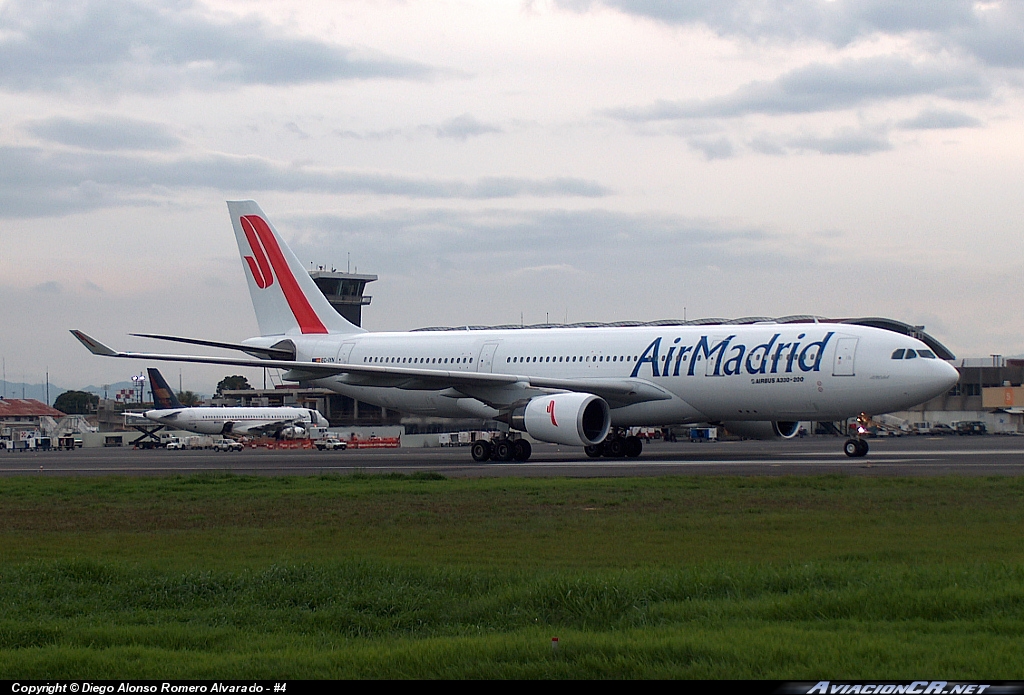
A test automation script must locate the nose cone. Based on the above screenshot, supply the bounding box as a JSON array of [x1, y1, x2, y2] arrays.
[[934, 360, 960, 397]]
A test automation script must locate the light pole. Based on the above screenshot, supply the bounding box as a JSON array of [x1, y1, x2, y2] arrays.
[[131, 373, 146, 405]]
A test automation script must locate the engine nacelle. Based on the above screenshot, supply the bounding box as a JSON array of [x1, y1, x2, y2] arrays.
[[512, 393, 610, 446], [279, 425, 306, 439], [722, 421, 801, 440]]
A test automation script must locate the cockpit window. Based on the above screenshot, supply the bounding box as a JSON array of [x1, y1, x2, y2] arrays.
[[918, 350, 936, 359], [905, 349, 918, 359], [891, 349, 905, 359]]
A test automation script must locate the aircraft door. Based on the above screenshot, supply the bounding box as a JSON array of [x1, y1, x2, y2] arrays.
[[701, 335, 729, 376], [832, 337, 858, 376], [337, 342, 356, 363], [477, 342, 499, 372]]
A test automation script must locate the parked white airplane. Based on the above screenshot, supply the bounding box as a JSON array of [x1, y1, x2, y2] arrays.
[[140, 367, 327, 438], [73, 200, 960, 461]]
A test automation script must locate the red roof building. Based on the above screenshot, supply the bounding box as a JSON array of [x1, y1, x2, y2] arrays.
[[0, 398, 66, 420]]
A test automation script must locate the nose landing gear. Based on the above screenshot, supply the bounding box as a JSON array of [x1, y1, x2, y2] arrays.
[[843, 438, 869, 457], [843, 413, 871, 458]]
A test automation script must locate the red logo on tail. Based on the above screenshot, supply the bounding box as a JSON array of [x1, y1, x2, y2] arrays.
[[547, 400, 558, 427], [242, 217, 274, 289], [239, 215, 328, 334]]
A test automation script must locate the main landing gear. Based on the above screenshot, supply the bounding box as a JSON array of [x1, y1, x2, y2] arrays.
[[584, 431, 643, 459], [471, 437, 532, 462], [470, 431, 644, 462], [843, 412, 871, 458]]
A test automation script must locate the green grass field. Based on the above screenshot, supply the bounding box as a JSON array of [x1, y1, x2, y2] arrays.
[[2, 473, 1023, 678]]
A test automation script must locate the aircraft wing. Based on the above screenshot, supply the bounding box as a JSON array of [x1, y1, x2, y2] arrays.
[[233, 418, 305, 438], [71, 330, 673, 407]]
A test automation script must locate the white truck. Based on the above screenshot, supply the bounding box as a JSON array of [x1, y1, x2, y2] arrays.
[[315, 438, 348, 451]]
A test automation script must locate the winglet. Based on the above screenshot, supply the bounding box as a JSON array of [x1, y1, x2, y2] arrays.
[[70, 330, 119, 357]]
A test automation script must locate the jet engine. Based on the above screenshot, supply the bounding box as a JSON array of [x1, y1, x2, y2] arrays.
[[721, 421, 801, 440], [510, 393, 610, 446], [278, 425, 306, 439]]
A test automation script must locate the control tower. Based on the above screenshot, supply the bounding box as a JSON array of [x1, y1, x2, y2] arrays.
[[308, 268, 377, 327]]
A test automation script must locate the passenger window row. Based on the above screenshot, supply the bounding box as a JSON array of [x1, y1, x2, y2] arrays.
[[506, 355, 638, 364], [364, 356, 472, 365]]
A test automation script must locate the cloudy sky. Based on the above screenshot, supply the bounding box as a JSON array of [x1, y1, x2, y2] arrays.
[[1, 0, 1023, 395]]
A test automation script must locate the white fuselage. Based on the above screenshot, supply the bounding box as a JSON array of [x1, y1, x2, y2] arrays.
[[144, 406, 326, 436], [247, 323, 959, 425]]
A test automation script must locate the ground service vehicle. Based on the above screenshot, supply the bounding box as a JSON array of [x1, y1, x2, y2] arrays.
[[956, 421, 987, 435]]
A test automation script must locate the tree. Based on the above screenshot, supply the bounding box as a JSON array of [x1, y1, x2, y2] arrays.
[[53, 390, 99, 415], [216, 375, 252, 394], [177, 390, 201, 406]]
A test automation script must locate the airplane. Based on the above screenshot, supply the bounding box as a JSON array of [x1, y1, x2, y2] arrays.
[[136, 367, 328, 439], [72, 200, 961, 461]]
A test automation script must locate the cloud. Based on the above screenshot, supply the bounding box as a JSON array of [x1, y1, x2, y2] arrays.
[[562, 1, 1024, 69], [335, 115, 503, 142], [434, 114, 503, 140], [282, 206, 1010, 349], [0, 146, 611, 218], [606, 57, 989, 122], [287, 207, 766, 274], [334, 128, 406, 141], [896, 109, 982, 130], [283, 122, 310, 140], [687, 137, 735, 160], [784, 128, 892, 155], [513, 264, 583, 277], [558, 1, 976, 49], [0, 0, 432, 93], [749, 126, 892, 156], [27, 116, 181, 151], [33, 281, 61, 294]]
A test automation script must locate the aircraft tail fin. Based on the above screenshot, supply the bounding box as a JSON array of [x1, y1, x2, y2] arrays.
[[147, 368, 183, 409], [227, 200, 363, 337]]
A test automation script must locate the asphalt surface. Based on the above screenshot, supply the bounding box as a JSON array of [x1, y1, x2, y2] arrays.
[[3, 435, 1024, 477]]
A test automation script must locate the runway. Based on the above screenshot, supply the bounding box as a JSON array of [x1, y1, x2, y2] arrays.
[[3, 435, 1024, 477]]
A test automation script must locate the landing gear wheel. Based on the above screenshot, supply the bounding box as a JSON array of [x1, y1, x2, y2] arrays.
[[513, 439, 532, 461], [624, 436, 643, 458], [584, 444, 604, 458], [604, 437, 626, 458], [844, 439, 869, 458], [471, 440, 491, 462], [493, 440, 514, 462]]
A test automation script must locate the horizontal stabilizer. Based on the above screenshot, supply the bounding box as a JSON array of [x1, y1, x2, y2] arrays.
[[131, 333, 295, 360]]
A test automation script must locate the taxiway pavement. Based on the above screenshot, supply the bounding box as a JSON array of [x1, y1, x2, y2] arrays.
[[3, 436, 1024, 477]]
